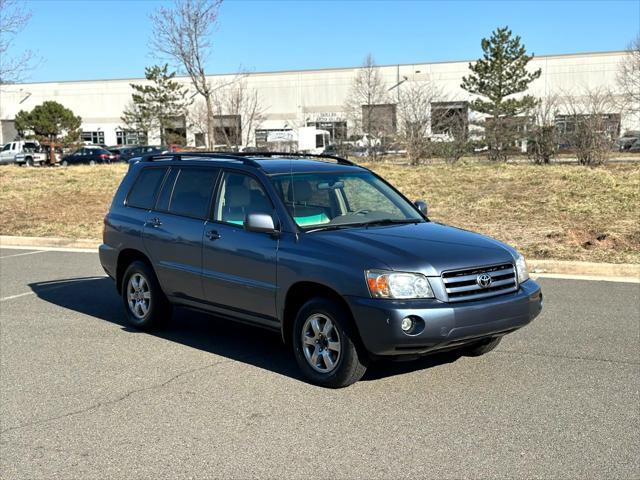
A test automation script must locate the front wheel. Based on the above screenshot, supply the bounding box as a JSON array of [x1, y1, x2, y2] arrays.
[[292, 298, 368, 388], [121, 261, 171, 330]]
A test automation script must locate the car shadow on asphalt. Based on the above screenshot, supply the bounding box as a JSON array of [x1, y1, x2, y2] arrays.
[[29, 277, 462, 384]]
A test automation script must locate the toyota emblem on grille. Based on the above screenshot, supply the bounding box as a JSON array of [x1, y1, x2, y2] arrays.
[[476, 273, 493, 288]]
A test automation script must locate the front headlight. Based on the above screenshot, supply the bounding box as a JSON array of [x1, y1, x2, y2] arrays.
[[514, 252, 529, 284], [366, 270, 434, 299]]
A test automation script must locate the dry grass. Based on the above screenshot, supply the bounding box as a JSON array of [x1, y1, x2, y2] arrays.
[[1, 162, 638, 263]]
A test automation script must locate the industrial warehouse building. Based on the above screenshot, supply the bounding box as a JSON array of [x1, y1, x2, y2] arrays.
[[0, 50, 636, 148]]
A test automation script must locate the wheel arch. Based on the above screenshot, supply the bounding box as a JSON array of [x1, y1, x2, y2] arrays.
[[281, 281, 364, 349], [116, 248, 153, 294]]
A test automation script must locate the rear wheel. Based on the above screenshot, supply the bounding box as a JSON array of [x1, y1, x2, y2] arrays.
[[461, 336, 502, 357], [121, 261, 171, 330], [89, 159, 96, 166], [292, 297, 368, 388], [61, 160, 69, 167]]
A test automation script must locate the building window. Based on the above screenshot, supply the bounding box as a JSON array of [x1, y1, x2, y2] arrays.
[[81, 131, 105, 145], [362, 104, 397, 137], [194, 133, 206, 147], [116, 130, 147, 146], [555, 113, 621, 140], [431, 101, 469, 139], [213, 115, 241, 146]]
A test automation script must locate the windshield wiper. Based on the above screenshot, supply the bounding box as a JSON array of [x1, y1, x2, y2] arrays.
[[306, 219, 421, 233], [358, 219, 422, 228], [305, 224, 354, 233]]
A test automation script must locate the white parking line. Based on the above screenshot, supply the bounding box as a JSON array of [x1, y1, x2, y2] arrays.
[[0, 291, 36, 302], [0, 245, 96, 253], [0, 276, 107, 303], [0, 250, 48, 259]]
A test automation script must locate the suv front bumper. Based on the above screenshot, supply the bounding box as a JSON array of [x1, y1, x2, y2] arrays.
[[346, 279, 542, 356]]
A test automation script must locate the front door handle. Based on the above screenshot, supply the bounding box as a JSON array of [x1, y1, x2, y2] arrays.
[[147, 217, 162, 228], [206, 229, 221, 241]]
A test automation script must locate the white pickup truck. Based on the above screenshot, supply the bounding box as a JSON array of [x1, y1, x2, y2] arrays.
[[0, 140, 57, 166]]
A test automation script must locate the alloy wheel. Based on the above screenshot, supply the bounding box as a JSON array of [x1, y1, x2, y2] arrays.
[[301, 313, 341, 373], [127, 273, 151, 320]]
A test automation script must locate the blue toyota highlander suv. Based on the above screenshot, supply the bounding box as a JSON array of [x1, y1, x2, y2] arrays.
[[100, 152, 543, 387]]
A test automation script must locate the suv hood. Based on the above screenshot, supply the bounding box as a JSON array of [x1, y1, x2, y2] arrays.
[[313, 222, 515, 276]]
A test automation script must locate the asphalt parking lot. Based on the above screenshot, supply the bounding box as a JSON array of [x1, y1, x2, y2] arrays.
[[0, 247, 638, 479]]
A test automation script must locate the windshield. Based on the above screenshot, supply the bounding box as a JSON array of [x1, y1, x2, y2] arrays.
[[270, 171, 424, 230]]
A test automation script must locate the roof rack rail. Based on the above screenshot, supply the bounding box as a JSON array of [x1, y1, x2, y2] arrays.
[[139, 150, 358, 168], [140, 152, 261, 167], [223, 151, 357, 166]]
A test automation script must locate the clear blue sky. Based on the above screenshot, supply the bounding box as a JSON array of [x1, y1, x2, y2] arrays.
[[13, 0, 640, 82]]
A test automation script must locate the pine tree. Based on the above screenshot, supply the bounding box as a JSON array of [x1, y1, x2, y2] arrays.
[[14, 101, 81, 164], [122, 64, 191, 145], [461, 26, 541, 160]]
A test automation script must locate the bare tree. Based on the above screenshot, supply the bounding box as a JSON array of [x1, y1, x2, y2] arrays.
[[150, 0, 223, 149], [527, 93, 560, 164], [343, 54, 390, 158], [617, 35, 640, 123], [396, 80, 442, 165], [210, 80, 267, 147], [0, 0, 34, 83], [559, 87, 618, 165], [188, 100, 209, 145]]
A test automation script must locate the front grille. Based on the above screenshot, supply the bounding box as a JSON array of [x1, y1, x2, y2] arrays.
[[441, 263, 517, 302]]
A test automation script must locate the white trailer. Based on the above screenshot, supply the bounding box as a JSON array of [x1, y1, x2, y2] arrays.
[[265, 127, 331, 154]]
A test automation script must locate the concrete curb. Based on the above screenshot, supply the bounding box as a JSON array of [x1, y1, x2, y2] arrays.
[[528, 259, 640, 279], [0, 235, 100, 250], [2, 235, 639, 280]]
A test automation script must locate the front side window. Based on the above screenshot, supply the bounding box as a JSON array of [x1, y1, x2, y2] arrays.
[[270, 171, 422, 230], [2, 144, 10, 151], [163, 168, 219, 219], [215, 172, 274, 226], [127, 167, 168, 210]]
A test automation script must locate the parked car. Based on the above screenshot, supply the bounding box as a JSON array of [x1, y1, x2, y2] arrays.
[[100, 152, 543, 388], [617, 131, 640, 151], [60, 146, 116, 166], [1, 140, 43, 165], [628, 138, 640, 152], [117, 145, 167, 163]]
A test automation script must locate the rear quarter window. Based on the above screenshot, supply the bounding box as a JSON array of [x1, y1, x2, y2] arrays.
[[126, 167, 168, 210]]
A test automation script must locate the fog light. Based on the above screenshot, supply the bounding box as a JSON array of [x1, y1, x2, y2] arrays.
[[400, 317, 414, 332]]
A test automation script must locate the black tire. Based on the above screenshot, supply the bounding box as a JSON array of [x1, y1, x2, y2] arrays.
[[292, 297, 368, 388], [121, 260, 171, 331], [461, 336, 502, 357], [25, 157, 33, 167]]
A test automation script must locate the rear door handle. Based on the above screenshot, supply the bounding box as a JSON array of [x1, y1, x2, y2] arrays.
[[206, 229, 221, 241], [147, 217, 162, 228]]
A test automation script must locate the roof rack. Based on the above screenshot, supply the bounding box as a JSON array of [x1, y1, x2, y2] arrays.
[[141, 152, 261, 167], [223, 151, 357, 166], [140, 151, 358, 168]]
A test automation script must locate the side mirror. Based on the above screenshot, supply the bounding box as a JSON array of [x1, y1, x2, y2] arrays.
[[414, 199, 428, 216], [245, 212, 278, 234]]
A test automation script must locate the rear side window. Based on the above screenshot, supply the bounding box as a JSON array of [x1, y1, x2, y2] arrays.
[[127, 167, 168, 210], [164, 168, 219, 219]]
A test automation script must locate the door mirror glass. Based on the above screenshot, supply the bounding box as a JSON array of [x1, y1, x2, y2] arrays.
[[414, 199, 428, 216], [245, 213, 277, 233]]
